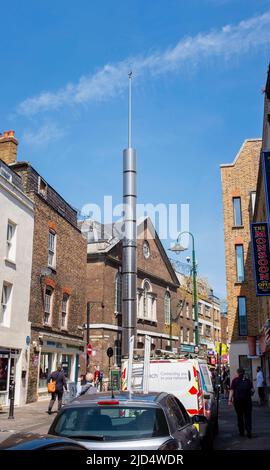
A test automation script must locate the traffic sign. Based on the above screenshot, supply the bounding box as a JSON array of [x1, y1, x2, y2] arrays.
[[87, 344, 93, 357], [107, 347, 113, 358]]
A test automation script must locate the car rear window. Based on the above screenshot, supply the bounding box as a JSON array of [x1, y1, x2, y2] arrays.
[[51, 406, 169, 441]]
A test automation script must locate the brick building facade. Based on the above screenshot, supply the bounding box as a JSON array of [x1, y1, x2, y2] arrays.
[[80, 218, 180, 377], [80, 217, 223, 379], [175, 272, 222, 360], [220, 139, 262, 383], [252, 69, 270, 398], [1, 139, 87, 403]]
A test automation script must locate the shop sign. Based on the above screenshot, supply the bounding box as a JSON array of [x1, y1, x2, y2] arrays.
[[251, 222, 270, 295]]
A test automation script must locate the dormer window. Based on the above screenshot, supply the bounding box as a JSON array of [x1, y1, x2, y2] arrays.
[[38, 177, 48, 198]]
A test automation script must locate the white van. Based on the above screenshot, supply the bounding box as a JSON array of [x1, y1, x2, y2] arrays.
[[147, 359, 204, 417]]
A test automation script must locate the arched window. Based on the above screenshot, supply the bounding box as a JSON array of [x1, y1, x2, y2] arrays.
[[164, 291, 171, 325], [137, 280, 156, 321], [114, 272, 122, 314]]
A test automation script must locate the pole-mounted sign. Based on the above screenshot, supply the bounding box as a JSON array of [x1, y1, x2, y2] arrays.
[[87, 344, 93, 357]]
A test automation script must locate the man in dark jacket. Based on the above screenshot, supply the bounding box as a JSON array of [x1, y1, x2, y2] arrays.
[[47, 363, 67, 414], [229, 367, 254, 438]]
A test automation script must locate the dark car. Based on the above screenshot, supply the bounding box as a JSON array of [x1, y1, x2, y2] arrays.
[[48, 391, 205, 450], [0, 432, 87, 450]]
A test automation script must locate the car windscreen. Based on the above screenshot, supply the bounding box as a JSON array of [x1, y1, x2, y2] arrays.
[[51, 406, 169, 441]]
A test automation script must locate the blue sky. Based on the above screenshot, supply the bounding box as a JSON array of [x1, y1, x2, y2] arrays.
[[1, 0, 270, 299]]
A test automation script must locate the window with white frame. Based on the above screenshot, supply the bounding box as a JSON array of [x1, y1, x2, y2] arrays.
[[61, 293, 69, 329], [0, 283, 12, 326], [48, 231, 56, 268], [187, 328, 190, 343], [38, 176, 48, 198], [114, 273, 122, 314], [178, 300, 183, 317], [186, 302, 190, 319], [205, 305, 211, 318], [198, 302, 201, 315], [138, 280, 156, 321], [180, 327, 184, 343], [6, 221, 16, 262], [205, 325, 211, 337], [164, 291, 171, 325], [44, 287, 53, 324], [199, 322, 203, 335], [192, 305, 195, 320]]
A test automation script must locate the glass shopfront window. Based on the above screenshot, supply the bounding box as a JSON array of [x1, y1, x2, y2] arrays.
[[62, 354, 72, 380], [39, 352, 53, 389], [0, 352, 9, 391]]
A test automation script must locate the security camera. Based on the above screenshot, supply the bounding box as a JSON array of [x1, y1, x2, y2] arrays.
[[186, 256, 191, 263]]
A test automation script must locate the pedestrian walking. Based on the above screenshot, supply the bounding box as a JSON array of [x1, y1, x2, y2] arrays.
[[47, 363, 67, 414], [223, 370, 230, 399], [255, 366, 265, 406], [229, 367, 254, 438]]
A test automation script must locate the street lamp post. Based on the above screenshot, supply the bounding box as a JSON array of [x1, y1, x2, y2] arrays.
[[170, 232, 199, 350]]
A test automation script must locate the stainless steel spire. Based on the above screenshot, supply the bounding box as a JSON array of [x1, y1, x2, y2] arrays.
[[122, 71, 137, 357]]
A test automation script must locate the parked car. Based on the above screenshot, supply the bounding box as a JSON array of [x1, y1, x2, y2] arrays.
[[48, 391, 204, 450], [197, 360, 218, 448], [0, 432, 87, 450], [122, 357, 217, 448]]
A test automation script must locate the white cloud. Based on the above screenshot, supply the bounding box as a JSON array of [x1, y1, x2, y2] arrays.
[[22, 122, 66, 146], [17, 11, 270, 116]]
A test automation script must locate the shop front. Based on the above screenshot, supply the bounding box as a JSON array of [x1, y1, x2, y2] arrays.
[[259, 320, 270, 406], [0, 348, 22, 407], [36, 335, 84, 399]]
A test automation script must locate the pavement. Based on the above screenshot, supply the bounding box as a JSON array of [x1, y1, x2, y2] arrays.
[[0, 399, 55, 436], [214, 398, 270, 450], [0, 397, 270, 450]]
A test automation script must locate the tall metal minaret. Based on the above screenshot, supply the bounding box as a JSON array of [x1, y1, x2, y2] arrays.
[[122, 71, 137, 357]]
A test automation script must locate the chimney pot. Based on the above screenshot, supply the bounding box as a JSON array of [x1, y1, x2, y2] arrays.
[[0, 130, 18, 165]]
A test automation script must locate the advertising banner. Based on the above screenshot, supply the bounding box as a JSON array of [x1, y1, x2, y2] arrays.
[[251, 222, 270, 295]]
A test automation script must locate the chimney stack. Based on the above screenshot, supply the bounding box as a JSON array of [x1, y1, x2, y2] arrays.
[[0, 130, 18, 165]]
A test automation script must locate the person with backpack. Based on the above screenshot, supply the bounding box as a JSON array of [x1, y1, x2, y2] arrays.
[[47, 363, 67, 414], [229, 367, 254, 438]]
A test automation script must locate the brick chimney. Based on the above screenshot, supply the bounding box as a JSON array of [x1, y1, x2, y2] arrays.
[[0, 130, 18, 165]]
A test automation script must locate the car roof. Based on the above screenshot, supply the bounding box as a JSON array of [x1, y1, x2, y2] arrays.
[[0, 432, 83, 450], [63, 391, 168, 408]]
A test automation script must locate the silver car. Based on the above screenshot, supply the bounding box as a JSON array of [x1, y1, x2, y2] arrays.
[[48, 391, 202, 450]]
